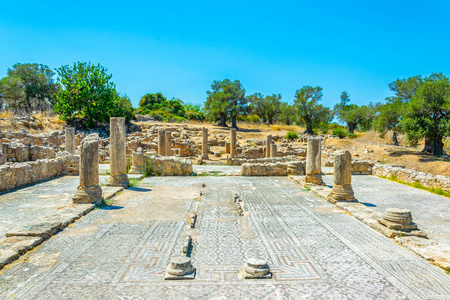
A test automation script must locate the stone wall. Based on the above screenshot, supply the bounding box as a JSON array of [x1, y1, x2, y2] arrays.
[[144, 156, 193, 176], [372, 164, 450, 192], [0, 152, 79, 193], [241, 161, 305, 176], [227, 155, 300, 166]]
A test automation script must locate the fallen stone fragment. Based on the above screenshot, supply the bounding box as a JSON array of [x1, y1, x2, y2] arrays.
[[0, 236, 43, 255], [0, 249, 19, 269], [6, 222, 62, 239], [243, 258, 272, 279], [164, 256, 195, 280]]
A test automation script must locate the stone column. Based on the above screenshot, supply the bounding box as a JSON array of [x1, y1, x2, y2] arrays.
[[73, 133, 102, 204], [65, 127, 75, 155], [230, 128, 236, 158], [165, 131, 172, 156], [266, 135, 272, 158], [158, 128, 166, 156], [304, 137, 323, 185], [270, 143, 277, 158], [108, 117, 129, 188], [202, 127, 209, 159], [129, 151, 145, 174], [328, 150, 355, 201]]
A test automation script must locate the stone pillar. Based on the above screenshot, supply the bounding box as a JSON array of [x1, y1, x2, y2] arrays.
[[202, 127, 209, 159], [65, 127, 75, 155], [129, 151, 145, 174], [165, 131, 172, 156], [270, 143, 277, 158], [158, 128, 166, 156], [328, 150, 355, 201], [230, 128, 236, 158], [73, 134, 102, 204], [108, 117, 129, 188], [304, 137, 323, 185], [266, 135, 272, 158]]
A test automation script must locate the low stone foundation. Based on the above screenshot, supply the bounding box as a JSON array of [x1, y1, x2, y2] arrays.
[[227, 156, 300, 166], [372, 164, 450, 192], [144, 156, 193, 176], [241, 161, 305, 176], [0, 152, 79, 193]]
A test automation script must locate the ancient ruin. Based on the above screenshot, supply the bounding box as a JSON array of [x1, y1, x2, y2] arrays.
[[107, 117, 129, 188], [327, 150, 355, 202], [304, 137, 323, 185]]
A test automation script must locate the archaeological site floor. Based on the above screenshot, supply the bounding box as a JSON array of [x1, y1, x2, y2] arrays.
[[0, 175, 449, 299]]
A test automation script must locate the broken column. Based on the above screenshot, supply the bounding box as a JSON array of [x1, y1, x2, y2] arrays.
[[108, 117, 129, 188], [65, 127, 75, 155], [202, 127, 208, 159], [327, 150, 355, 201], [270, 143, 277, 158], [129, 151, 145, 174], [304, 137, 323, 185], [230, 128, 237, 158], [158, 128, 166, 156], [165, 131, 172, 156], [73, 133, 102, 204], [243, 258, 271, 279], [266, 135, 272, 158], [164, 256, 195, 280]]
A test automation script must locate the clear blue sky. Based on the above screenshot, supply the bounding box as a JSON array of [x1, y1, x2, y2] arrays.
[[1, 0, 449, 108]]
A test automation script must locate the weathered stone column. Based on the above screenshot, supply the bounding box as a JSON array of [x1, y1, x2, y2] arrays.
[[328, 150, 355, 201], [65, 127, 75, 155], [304, 137, 323, 185], [202, 127, 209, 159], [266, 135, 272, 158], [108, 117, 129, 188], [165, 131, 172, 156], [158, 128, 166, 156], [129, 151, 145, 174], [230, 128, 236, 158], [73, 133, 102, 204], [270, 143, 277, 158]]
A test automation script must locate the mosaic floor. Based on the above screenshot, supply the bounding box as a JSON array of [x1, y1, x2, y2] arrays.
[[0, 176, 449, 299]]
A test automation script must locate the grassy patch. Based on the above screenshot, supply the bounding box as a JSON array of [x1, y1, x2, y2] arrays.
[[195, 171, 223, 176], [302, 186, 311, 192], [381, 175, 450, 198], [129, 178, 140, 188]]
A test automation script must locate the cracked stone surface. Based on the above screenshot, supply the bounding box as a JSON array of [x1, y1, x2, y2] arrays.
[[0, 176, 448, 299]]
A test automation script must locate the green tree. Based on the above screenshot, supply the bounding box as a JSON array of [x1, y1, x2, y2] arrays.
[[205, 79, 246, 128], [53, 62, 133, 126], [401, 73, 450, 156], [248, 93, 282, 124], [293, 86, 330, 134], [0, 63, 59, 112], [374, 99, 404, 145], [334, 92, 359, 133], [279, 102, 295, 125]]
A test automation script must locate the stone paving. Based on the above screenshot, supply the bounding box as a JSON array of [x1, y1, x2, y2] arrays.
[[322, 175, 450, 246], [194, 164, 241, 176], [0, 176, 449, 299]]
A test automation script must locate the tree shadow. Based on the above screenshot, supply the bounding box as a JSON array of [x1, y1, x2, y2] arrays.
[[387, 150, 448, 163]]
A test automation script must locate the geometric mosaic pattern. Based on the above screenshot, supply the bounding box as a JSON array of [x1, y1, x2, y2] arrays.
[[0, 176, 449, 299]]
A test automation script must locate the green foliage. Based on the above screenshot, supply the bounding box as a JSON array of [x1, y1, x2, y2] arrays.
[[53, 62, 133, 126], [318, 122, 329, 134], [347, 133, 357, 139], [248, 93, 282, 124], [184, 103, 206, 121], [278, 102, 296, 125], [400, 73, 450, 156], [205, 79, 247, 128], [293, 86, 331, 134], [286, 131, 299, 140], [128, 178, 140, 188], [237, 113, 261, 123], [332, 127, 347, 138], [0, 63, 59, 112], [381, 175, 450, 198], [334, 92, 375, 133]]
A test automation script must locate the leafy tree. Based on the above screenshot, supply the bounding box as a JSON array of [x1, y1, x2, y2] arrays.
[[184, 103, 206, 121], [293, 86, 331, 134], [205, 79, 246, 128], [53, 62, 133, 126], [374, 99, 403, 145], [401, 73, 450, 156], [139, 93, 167, 111], [0, 63, 59, 112], [248, 93, 282, 124], [334, 92, 359, 133], [279, 102, 295, 125]]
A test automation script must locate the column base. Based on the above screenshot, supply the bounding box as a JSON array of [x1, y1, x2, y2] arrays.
[[129, 166, 144, 174], [107, 174, 129, 188], [73, 185, 103, 204], [327, 184, 355, 202], [304, 174, 324, 185]]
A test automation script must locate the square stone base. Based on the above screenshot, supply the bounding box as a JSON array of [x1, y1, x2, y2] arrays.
[[163, 269, 196, 280], [242, 268, 272, 279]]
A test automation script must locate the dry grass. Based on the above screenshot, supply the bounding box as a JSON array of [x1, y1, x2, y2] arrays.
[[0, 111, 14, 119]]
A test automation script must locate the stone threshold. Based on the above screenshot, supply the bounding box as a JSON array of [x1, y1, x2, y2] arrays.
[[289, 175, 450, 271], [0, 186, 123, 270]]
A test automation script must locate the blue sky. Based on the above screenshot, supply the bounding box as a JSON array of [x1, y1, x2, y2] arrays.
[[1, 0, 449, 108]]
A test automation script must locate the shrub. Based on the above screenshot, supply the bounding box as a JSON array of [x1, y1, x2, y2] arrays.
[[347, 133, 357, 139], [286, 131, 299, 140], [332, 128, 347, 138], [319, 122, 329, 134]]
